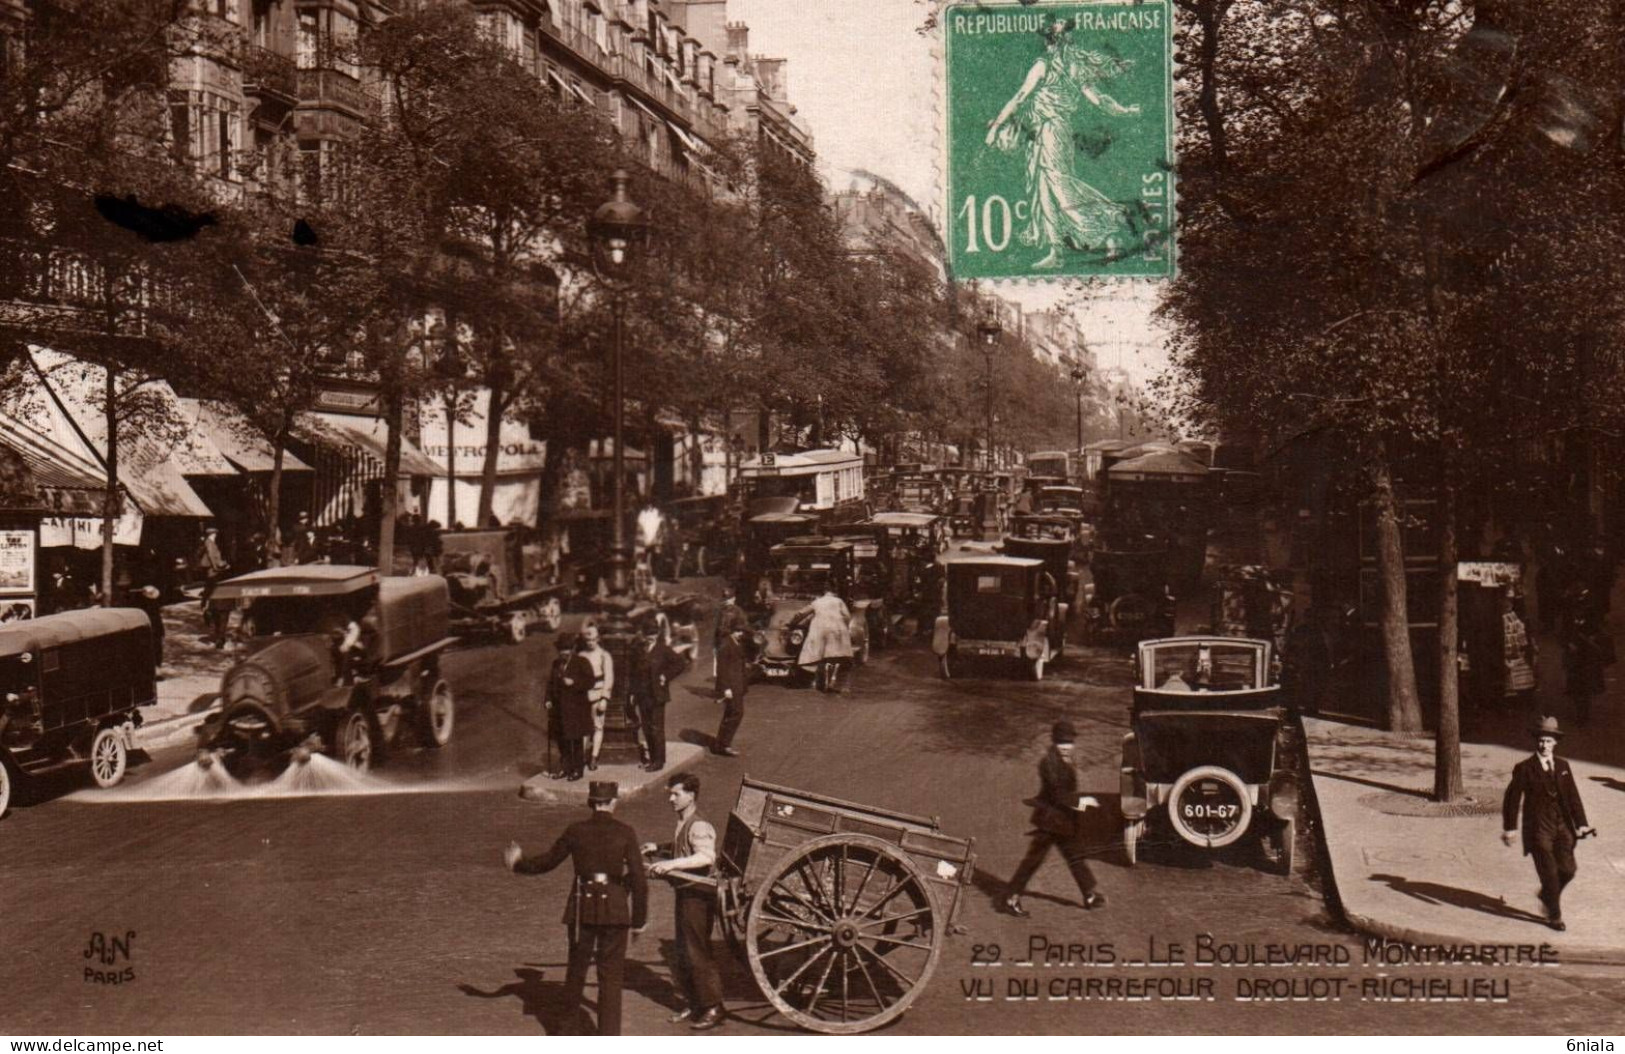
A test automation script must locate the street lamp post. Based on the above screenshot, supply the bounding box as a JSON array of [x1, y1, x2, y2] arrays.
[[589, 169, 647, 598], [977, 309, 1002, 471], [1070, 365, 1088, 454]]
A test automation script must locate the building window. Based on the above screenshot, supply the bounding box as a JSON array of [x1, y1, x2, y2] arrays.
[[168, 93, 193, 162], [296, 11, 317, 69], [251, 0, 271, 46]]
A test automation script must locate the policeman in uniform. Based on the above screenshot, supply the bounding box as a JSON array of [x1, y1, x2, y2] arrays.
[[506, 781, 649, 1035]]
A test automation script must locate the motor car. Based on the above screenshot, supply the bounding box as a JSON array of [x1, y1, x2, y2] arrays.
[[752, 540, 872, 686], [661, 493, 739, 578], [892, 474, 952, 516], [196, 565, 457, 776], [737, 500, 820, 603], [867, 511, 948, 618], [1086, 529, 1177, 644], [932, 553, 1066, 681], [1118, 636, 1300, 872], [1002, 532, 1081, 623], [441, 528, 567, 643], [0, 608, 156, 815], [824, 523, 892, 648]]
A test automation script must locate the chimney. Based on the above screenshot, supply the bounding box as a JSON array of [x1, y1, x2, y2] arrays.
[[725, 20, 749, 58], [754, 57, 787, 102]]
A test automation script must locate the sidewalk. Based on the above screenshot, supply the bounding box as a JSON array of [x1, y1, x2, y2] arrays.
[[135, 600, 232, 752], [1304, 716, 1625, 964]]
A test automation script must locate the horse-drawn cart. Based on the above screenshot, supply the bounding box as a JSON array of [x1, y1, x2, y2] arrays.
[[663, 777, 976, 1034]]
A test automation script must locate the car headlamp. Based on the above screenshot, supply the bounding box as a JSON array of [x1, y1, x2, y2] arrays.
[[789, 629, 805, 646]]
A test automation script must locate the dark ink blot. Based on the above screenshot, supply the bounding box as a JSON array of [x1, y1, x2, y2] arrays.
[[94, 194, 215, 243], [292, 218, 319, 246]]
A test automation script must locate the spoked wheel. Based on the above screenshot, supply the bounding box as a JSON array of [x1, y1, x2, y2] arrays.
[[416, 679, 455, 748], [335, 711, 373, 772], [90, 727, 128, 788], [506, 611, 528, 645], [535, 597, 563, 633], [716, 876, 749, 956], [744, 833, 942, 1034]]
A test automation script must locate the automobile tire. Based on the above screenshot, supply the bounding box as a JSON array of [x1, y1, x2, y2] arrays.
[[939, 650, 956, 680], [416, 679, 455, 748], [506, 611, 527, 645], [1029, 655, 1046, 682], [1166, 765, 1253, 849], [1123, 819, 1145, 867], [1272, 818, 1296, 875], [536, 597, 563, 633], [0, 757, 11, 819], [336, 710, 373, 773], [693, 545, 711, 578], [90, 727, 128, 789], [1109, 593, 1156, 632]]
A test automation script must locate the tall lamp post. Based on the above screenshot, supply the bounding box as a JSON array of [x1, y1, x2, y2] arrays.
[[978, 309, 1002, 471], [1070, 364, 1088, 454], [589, 169, 647, 598]]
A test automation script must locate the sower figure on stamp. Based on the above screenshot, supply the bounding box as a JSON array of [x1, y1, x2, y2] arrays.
[[1004, 721, 1105, 917], [1502, 717, 1595, 932], [505, 781, 649, 1035], [644, 773, 726, 1031]]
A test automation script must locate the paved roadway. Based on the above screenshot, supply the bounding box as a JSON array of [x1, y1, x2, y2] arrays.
[[3, 614, 1622, 1035]]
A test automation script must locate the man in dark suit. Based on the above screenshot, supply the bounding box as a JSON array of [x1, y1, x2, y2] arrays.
[[712, 622, 749, 757], [630, 621, 689, 772], [1503, 716, 1594, 931], [557, 637, 596, 781], [712, 586, 749, 674], [1004, 721, 1105, 917], [506, 781, 649, 1036]]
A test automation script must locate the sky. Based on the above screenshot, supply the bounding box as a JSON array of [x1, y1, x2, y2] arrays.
[[723, 0, 1170, 384]]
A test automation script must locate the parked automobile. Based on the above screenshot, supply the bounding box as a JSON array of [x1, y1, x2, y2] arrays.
[[0, 609, 156, 815], [1118, 636, 1300, 872], [932, 553, 1066, 681], [196, 566, 457, 777], [1086, 529, 1176, 644], [441, 528, 567, 644], [752, 539, 873, 685]]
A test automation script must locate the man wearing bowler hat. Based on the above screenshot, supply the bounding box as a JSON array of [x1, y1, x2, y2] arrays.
[[1003, 720, 1105, 918], [506, 781, 649, 1034], [1502, 716, 1595, 931]]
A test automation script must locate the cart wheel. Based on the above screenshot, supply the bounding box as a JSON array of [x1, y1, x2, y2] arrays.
[[336, 711, 373, 772], [535, 597, 563, 632], [1123, 819, 1145, 867], [90, 727, 128, 789], [416, 679, 455, 748], [938, 650, 956, 680], [1028, 655, 1046, 682], [744, 833, 941, 1034], [506, 611, 528, 645], [0, 757, 12, 818], [716, 875, 748, 956]]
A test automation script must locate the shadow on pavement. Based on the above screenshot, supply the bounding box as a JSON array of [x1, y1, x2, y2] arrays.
[[678, 728, 719, 751], [1366, 874, 1548, 925], [1309, 769, 1430, 797], [1587, 775, 1625, 793], [458, 965, 578, 1034]]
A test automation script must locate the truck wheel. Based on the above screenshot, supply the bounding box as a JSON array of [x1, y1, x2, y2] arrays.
[[1124, 819, 1145, 866], [506, 611, 528, 645], [336, 711, 373, 772], [90, 727, 128, 788], [416, 679, 455, 748]]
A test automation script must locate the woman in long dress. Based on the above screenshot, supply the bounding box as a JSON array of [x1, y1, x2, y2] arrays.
[[985, 18, 1142, 268]]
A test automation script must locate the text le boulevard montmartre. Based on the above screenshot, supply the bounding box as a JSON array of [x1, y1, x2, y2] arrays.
[[982, 934, 1561, 968], [953, 7, 1163, 36]]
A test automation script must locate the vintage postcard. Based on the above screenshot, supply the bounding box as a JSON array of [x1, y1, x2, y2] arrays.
[[0, 0, 1620, 1043]]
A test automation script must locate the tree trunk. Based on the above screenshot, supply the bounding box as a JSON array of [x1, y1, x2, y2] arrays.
[[477, 374, 506, 529], [687, 415, 704, 494], [1435, 468, 1463, 799], [1372, 454, 1424, 732], [758, 404, 771, 452], [378, 387, 403, 574], [100, 366, 118, 605], [268, 412, 289, 558]]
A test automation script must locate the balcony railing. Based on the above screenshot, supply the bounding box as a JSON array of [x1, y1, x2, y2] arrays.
[[241, 44, 298, 104], [298, 67, 373, 116]]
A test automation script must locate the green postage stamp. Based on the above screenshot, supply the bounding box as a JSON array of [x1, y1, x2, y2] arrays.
[[943, 0, 1174, 281]]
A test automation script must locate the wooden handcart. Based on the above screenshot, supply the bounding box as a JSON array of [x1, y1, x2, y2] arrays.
[[665, 777, 975, 1034]]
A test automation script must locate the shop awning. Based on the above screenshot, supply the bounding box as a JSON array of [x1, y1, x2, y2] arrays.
[[667, 120, 706, 155], [296, 412, 442, 477], [179, 399, 312, 474], [0, 417, 113, 516]]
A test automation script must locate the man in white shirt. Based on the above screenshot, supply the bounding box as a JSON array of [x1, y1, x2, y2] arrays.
[[579, 622, 614, 771], [645, 773, 725, 1030]]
